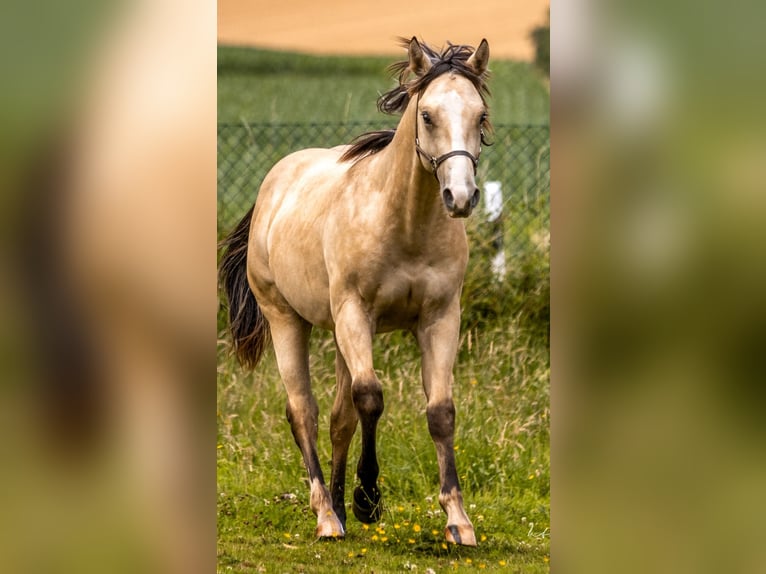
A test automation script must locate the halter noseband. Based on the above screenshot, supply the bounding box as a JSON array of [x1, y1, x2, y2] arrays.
[[414, 92, 482, 182]]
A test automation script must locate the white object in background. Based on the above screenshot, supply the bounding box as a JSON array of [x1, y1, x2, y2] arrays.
[[484, 181, 503, 222], [483, 181, 506, 279]]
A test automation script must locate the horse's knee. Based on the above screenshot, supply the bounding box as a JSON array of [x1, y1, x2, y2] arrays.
[[426, 399, 456, 441], [351, 378, 384, 420]]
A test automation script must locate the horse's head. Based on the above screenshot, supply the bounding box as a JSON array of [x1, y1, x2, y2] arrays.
[[407, 38, 491, 218]]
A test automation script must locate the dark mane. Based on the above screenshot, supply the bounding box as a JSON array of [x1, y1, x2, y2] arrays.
[[380, 38, 491, 114], [338, 130, 396, 163], [339, 38, 492, 164]]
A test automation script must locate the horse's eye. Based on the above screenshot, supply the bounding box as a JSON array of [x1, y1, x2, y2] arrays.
[[421, 111, 432, 126], [480, 112, 488, 126]]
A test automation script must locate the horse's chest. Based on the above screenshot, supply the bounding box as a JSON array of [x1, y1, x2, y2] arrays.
[[370, 266, 449, 330]]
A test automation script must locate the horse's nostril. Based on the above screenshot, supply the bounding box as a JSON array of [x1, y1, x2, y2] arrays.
[[442, 188, 454, 209], [470, 188, 481, 209]]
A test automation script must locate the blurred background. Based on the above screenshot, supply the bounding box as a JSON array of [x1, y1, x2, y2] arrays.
[[553, 0, 766, 572]]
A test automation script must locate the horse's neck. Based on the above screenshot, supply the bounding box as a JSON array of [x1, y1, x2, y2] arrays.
[[376, 103, 447, 242]]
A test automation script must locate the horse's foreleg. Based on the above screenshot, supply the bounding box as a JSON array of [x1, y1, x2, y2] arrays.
[[329, 336, 358, 529], [268, 315, 345, 539], [334, 301, 384, 524], [417, 305, 477, 547]]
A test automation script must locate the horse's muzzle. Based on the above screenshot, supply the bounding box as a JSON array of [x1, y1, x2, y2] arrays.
[[443, 187, 481, 218]]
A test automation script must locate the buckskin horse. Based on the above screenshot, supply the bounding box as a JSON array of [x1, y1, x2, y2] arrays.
[[219, 37, 492, 546]]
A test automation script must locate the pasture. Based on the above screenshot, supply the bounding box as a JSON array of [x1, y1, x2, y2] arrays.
[[218, 46, 549, 572]]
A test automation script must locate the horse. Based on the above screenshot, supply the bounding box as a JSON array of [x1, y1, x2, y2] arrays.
[[219, 37, 491, 547]]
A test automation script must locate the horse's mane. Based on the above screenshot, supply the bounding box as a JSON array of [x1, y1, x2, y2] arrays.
[[340, 38, 491, 164]]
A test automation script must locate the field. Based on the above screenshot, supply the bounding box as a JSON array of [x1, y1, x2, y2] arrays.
[[218, 47, 550, 572], [217, 46, 550, 125]]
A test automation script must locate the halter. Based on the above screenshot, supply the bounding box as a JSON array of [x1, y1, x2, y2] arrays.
[[413, 92, 482, 182]]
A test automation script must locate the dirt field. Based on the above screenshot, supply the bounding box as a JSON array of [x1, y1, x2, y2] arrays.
[[218, 0, 548, 61]]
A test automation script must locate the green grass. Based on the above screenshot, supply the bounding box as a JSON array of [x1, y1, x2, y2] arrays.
[[218, 312, 549, 573], [218, 45, 550, 125], [217, 44, 549, 573]]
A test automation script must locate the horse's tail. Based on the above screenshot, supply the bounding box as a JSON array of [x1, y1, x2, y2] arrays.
[[218, 205, 271, 369]]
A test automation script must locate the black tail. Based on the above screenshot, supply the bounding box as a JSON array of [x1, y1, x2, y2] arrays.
[[218, 206, 271, 369]]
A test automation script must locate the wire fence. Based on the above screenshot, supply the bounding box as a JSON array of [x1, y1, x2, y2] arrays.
[[218, 122, 550, 228], [217, 123, 549, 257]]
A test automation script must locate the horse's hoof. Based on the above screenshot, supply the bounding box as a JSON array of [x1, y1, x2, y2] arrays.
[[316, 512, 345, 540], [445, 524, 477, 547], [352, 485, 382, 523]]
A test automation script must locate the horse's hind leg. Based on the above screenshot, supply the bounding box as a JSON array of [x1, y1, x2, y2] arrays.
[[329, 335, 359, 529], [268, 314, 345, 539]]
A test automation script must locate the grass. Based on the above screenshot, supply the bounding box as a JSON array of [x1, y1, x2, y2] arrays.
[[217, 313, 549, 573], [217, 45, 549, 573], [218, 45, 550, 125]]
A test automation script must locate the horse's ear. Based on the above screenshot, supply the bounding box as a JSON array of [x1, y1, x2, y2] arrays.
[[408, 37, 432, 76], [467, 39, 490, 76]]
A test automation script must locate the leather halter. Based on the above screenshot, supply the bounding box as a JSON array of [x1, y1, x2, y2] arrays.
[[414, 92, 482, 182]]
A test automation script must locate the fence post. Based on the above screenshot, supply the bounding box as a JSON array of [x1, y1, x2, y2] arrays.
[[483, 180, 506, 280]]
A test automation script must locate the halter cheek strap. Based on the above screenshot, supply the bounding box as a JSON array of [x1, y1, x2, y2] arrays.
[[414, 93, 482, 182]]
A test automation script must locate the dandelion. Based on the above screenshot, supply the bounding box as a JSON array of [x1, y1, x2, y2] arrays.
[[394, 524, 401, 530], [362, 524, 369, 530], [441, 543, 448, 549], [480, 534, 487, 542], [283, 533, 291, 539], [544, 556, 549, 563], [372, 535, 379, 542], [479, 564, 486, 569], [432, 529, 440, 536], [408, 538, 416, 544], [470, 378, 478, 386], [397, 505, 405, 512], [381, 536, 388, 542], [347, 551, 354, 558], [361, 548, 367, 554], [465, 558, 473, 564], [498, 560, 507, 566], [413, 524, 421, 533], [375, 527, 385, 534]]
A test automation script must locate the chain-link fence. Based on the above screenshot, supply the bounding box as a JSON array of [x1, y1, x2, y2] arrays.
[[217, 123, 549, 252]]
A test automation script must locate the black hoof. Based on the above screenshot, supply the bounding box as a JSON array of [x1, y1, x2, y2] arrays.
[[352, 485, 382, 523]]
